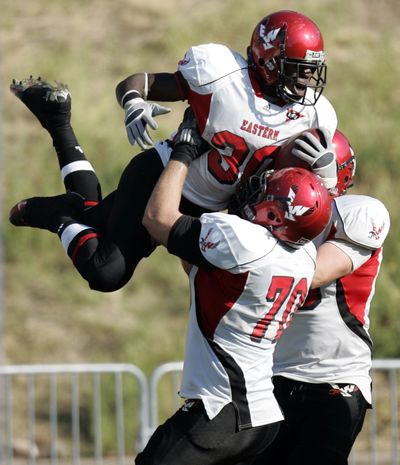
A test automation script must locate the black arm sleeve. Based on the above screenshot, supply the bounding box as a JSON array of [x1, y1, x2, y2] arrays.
[[167, 215, 215, 271]]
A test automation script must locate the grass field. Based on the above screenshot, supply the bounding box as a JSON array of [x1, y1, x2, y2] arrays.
[[2, 0, 400, 368], [1, 0, 400, 455]]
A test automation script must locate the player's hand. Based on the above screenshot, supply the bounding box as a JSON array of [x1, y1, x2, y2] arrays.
[[292, 127, 337, 190], [171, 107, 208, 166], [124, 97, 171, 149], [174, 107, 203, 147]]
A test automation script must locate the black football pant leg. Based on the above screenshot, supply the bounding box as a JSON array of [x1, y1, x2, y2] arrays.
[[136, 400, 280, 465], [250, 376, 369, 465], [71, 148, 211, 292], [72, 148, 163, 291]]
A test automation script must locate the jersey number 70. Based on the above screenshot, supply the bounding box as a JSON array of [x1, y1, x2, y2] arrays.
[[251, 276, 308, 343]]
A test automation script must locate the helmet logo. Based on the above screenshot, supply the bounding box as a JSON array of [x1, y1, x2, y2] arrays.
[[285, 187, 310, 220], [260, 25, 281, 50]]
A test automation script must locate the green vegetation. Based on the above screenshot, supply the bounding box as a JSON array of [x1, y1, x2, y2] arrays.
[[2, 0, 400, 374], [1, 0, 400, 454]]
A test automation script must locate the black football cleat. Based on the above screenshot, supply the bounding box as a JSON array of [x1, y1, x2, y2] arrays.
[[9, 200, 29, 226], [9, 192, 85, 233], [10, 76, 71, 130]]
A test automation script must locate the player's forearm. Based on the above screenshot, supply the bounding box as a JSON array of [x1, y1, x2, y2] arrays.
[[143, 160, 187, 246], [115, 72, 185, 105], [116, 73, 146, 105]]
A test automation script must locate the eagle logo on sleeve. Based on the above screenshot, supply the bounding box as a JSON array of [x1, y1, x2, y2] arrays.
[[178, 52, 191, 66], [368, 221, 385, 240], [200, 228, 220, 252]]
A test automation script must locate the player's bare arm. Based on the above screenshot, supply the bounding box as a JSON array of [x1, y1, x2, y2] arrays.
[[143, 107, 202, 245], [143, 159, 187, 246], [311, 241, 353, 289]]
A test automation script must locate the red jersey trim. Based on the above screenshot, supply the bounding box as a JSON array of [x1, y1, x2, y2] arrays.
[[188, 90, 212, 135], [340, 248, 382, 325], [194, 267, 249, 339]]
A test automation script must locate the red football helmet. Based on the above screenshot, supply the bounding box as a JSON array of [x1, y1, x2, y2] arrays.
[[332, 129, 356, 196], [273, 128, 356, 196], [229, 167, 332, 246], [248, 10, 327, 105]]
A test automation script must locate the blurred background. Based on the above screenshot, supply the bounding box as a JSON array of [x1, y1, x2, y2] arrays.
[[1, 0, 399, 460]]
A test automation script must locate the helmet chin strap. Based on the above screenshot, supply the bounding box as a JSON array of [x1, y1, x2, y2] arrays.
[[282, 85, 302, 100], [277, 80, 312, 106]]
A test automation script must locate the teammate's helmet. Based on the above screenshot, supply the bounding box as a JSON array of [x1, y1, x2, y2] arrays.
[[248, 10, 327, 105], [273, 128, 356, 196], [332, 129, 356, 196], [229, 167, 332, 246]]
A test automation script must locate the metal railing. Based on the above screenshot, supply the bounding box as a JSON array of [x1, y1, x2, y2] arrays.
[[0, 360, 399, 464], [0, 363, 149, 465], [149, 361, 183, 430], [349, 359, 400, 465]]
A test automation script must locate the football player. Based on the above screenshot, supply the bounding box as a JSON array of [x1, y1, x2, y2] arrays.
[[246, 131, 391, 465], [9, 10, 337, 292], [136, 129, 332, 465]]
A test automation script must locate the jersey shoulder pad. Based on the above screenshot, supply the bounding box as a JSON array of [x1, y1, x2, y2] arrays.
[[333, 195, 390, 249], [177, 43, 247, 91], [199, 212, 276, 269], [313, 94, 337, 136]]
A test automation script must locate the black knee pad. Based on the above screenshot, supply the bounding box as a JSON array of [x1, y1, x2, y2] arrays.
[[83, 241, 135, 292]]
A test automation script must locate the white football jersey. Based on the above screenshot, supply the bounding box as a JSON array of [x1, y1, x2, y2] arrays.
[[179, 212, 317, 428], [155, 43, 337, 210], [273, 195, 390, 404]]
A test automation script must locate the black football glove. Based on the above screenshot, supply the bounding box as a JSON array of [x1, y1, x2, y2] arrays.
[[170, 107, 210, 166]]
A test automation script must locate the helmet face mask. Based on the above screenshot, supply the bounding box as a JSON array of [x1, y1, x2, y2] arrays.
[[228, 170, 271, 218], [229, 167, 332, 246], [249, 10, 327, 105], [278, 59, 327, 105], [336, 156, 356, 195]]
